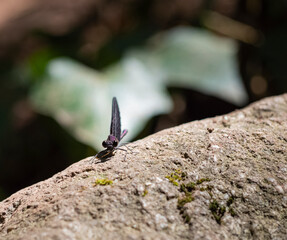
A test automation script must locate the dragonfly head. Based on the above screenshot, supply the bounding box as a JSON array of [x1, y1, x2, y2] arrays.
[[102, 135, 119, 150]]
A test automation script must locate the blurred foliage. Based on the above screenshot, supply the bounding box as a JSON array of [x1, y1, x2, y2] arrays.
[[0, 0, 287, 201], [28, 27, 246, 150]]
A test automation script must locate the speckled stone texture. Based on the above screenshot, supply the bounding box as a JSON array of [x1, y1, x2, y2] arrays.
[[0, 94, 287, 240]]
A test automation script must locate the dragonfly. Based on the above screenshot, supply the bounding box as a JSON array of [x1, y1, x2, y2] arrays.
[[94, 97, 128, 160]]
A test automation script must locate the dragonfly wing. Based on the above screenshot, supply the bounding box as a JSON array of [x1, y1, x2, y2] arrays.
[[110, 97, 121, 141], [120, 129, 128, 141]]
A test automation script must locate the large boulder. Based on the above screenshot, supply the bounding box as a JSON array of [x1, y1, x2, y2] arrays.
[[1, 94, 287, 240]]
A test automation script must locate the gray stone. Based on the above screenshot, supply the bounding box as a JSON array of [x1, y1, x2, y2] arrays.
[[0, 94, 287, 240]]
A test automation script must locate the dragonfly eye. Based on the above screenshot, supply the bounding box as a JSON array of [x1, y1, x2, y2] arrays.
[[113, 140, 118, 147], [102, 141, 107, 148]]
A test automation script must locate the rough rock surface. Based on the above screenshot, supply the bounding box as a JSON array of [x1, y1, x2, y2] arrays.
[[0, 94, 287, 240]]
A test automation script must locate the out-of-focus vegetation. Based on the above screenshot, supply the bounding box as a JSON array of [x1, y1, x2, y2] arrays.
[[0, 0, 287, 200], [29, 28, 246, 150]]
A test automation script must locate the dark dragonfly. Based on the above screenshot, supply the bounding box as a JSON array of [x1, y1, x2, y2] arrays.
[[95, 97, 128, 159]]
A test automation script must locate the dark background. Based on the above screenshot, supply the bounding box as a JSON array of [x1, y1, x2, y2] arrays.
[[0, 0, 287, 200]]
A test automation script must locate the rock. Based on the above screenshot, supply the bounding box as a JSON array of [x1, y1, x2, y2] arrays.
[[0, 94, 287, 240]]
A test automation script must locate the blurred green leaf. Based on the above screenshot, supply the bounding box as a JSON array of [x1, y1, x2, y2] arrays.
[[28, 48, 58, 79], [29, 27, 247, 150], [130, 27, 248, 105], [30, 58, 172, 150]]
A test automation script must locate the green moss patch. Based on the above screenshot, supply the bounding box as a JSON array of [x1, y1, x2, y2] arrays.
[[208, 196, 237, 224], [165, 170, 212, 209], [165, 169, 187, 186], [142, 189, 148, 197], [182, 212, 191, 223], [180, 182, 196, 194], [165, 170, 236, 225], [178, 194, 194, 209], [196, 178, 211, 184], [165, 170, 217, 223], [93, 178, 113, 186], [209, 200, 226, 224], [229, 207, 237, 217], [226, 196, 234, 206]]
